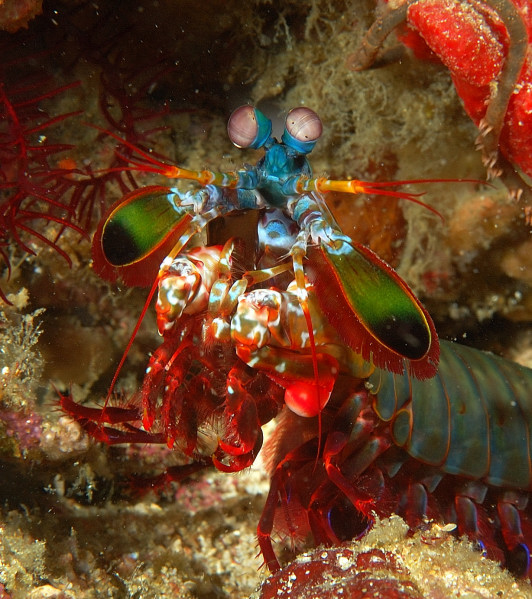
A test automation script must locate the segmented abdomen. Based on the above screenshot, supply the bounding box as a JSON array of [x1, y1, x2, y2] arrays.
[[368, 340, 532, 489]]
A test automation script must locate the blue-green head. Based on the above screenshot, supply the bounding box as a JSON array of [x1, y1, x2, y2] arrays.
[[227, 105, 322, 205]]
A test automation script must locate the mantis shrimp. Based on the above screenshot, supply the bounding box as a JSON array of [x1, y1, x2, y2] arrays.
[[60, 106, 532, 577]]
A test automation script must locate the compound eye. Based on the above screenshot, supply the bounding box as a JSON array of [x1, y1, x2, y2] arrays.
[[282, 107, 322, 154], [227, 105, 272, 149]]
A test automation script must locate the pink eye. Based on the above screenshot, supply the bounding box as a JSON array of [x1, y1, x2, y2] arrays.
[[227, 105, 272, 149], [282, 107, 322, 154]]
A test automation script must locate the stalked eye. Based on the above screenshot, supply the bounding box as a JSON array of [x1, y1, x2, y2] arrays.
[[282, 107, 322, 154], [227, 105, 272, 149]]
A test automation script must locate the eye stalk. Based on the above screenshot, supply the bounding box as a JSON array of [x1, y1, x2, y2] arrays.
[[227, 105, 272, 149], [282, 107, 322, 154]]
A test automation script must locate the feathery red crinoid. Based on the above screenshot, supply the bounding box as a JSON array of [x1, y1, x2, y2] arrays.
[[0, 45, 86, 303]]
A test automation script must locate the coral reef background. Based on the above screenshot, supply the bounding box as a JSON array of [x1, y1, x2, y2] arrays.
[[0, 0, 531, 597]]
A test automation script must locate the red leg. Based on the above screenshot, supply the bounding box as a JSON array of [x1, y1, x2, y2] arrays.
[[257, 437, 323, 571], [140, 322, 193, 431]]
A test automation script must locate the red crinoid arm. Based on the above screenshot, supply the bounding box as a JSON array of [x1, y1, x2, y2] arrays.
[[0, 74, 87, 301], [13, 217, 85, 267], [0, 247, 11, 304]]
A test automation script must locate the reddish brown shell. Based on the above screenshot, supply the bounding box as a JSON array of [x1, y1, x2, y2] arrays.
[[258, 547, 423, 599]]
